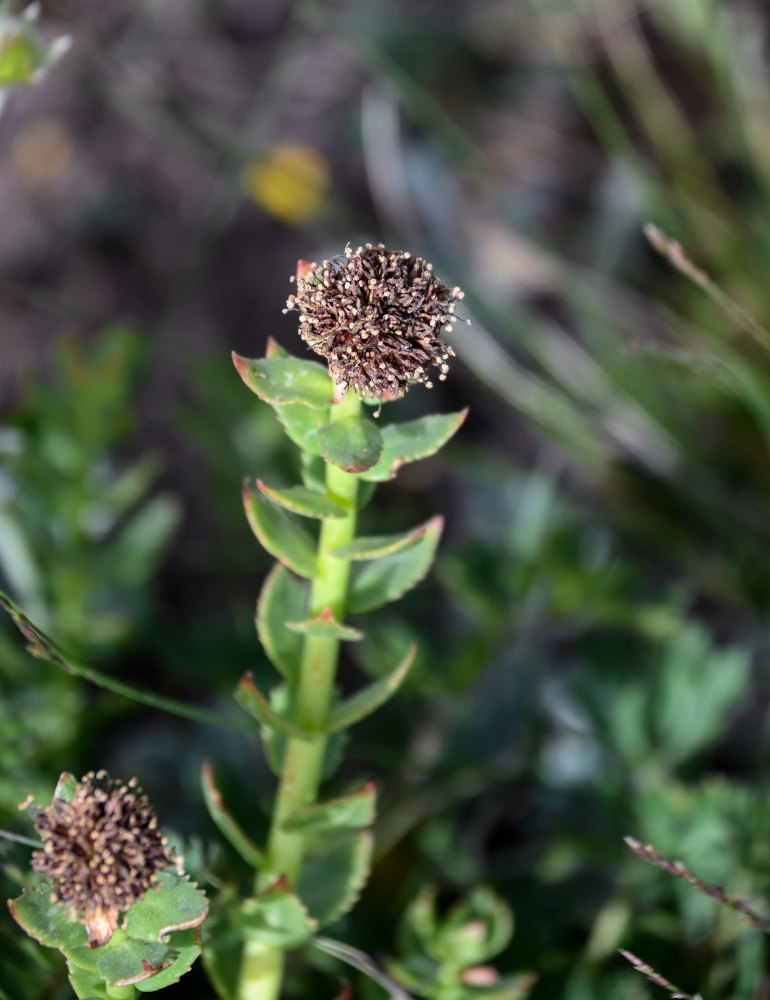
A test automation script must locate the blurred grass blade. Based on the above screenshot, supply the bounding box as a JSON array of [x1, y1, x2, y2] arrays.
[[0, 589, 253, 733], [312, 937, 414, 1000]]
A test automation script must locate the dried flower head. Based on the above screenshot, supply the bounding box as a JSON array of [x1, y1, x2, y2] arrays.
[[32, 770, 173, 947], [284, 243, 462, 401]]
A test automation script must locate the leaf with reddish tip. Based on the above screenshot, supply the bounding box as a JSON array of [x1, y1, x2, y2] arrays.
[[347, 517, 443, 613], [317, 417, 383, 473], [283, 782, 376, 834], [234, 877, 317, 948], [9, 885, 88, 950], [359, 409, 468, 481], [286, 608, 364, 642], [257, 481, 348, 520], [330, 521, 430, 560], [265, 337, 290, 358], [242, 480, 316, 579], [201, 761, 264, 869], [232, 354, 331, 408], [298, 830, 373, 928], [256, 563, 306, 682], [235, 672, 314, 741], [326, 645, 417, 733]]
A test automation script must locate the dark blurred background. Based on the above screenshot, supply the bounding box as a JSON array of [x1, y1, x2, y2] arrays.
[[4, 1, 770, 998]]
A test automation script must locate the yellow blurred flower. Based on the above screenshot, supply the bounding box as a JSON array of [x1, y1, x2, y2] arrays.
[[242, 143, 330, 225]]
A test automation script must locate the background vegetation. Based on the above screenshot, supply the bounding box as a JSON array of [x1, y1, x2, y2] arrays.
[[2, 0, 770, 997]]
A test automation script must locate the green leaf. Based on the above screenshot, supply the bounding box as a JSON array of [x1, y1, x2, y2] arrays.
[[297, 830, 373, 927], [275, 402, 326, 455], [242, 480, 317, 578], [360, 410, 468, 481], [234, 877, 317, 948], [201, 889, 241, 1000], [327, 645, 417, 732], [283, 782, 376, 834], [85, 930, 170, 987], [286, 608, 364, 642], [432, 888, 514, 966], [265, 337, 291, 358], [53, 771, 79, 803], [201, 760, 265, 869], [331, 521, 432, 560], [93, 926, 201, 991], [235, 673, 314, 740], [232, 354, 331, 408], [0, 589, 253, 733], [256, 563, 306, 682], [66, 959, 108, 999], [9, 885, 88, 950], [257, 481, 348, 519], [134, 929, 202, 992], [318, 417, 383, 473], [301, 451, 327, 492], [347, 517, 443, 613], [123, 869, 208, 942]]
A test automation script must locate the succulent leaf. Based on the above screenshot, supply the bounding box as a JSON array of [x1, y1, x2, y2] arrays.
[[8, 884, 89, 950], [122, 869, 208, 943], [359, 409, 468, 481], [275, 402, 327, 455], [286, 608, 364, 641], [66, 959, 108, 999], [331, 520, 432, 560], [297, 829, 373, 928], [233, 878, 317, 949], [256, 562, 306, 682], [326, 645, 416, 733], [235, 672, 314, 740], [242, 480, 317, 579], [232, 353, 331, 408], [282, 782, 376, 834], [257, 480, 348, 519], [317, 416, 383, 473], [347, 516, 443, 613]]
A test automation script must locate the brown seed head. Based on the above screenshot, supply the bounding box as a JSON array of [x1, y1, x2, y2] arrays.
[[284, 243, 462, 400], [32, 770, 173, 947]]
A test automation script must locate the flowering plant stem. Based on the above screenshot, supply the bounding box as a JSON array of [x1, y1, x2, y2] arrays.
[[237, 389, 362, 1000]]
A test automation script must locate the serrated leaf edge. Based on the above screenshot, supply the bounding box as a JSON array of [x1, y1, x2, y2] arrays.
[[282, 781, 377, 833]]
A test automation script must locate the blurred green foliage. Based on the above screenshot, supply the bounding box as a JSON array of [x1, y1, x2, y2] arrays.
[[4, 1, 770, 999], [0, 328, 179, 1000]]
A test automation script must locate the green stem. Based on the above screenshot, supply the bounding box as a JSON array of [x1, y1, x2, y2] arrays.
[[105, 985, 135, 1000], [237, 389, 362, 1000]]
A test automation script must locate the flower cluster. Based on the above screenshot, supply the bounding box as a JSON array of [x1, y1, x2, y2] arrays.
[[32, 770, 173, 947], [285, 244, 462, 400]]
